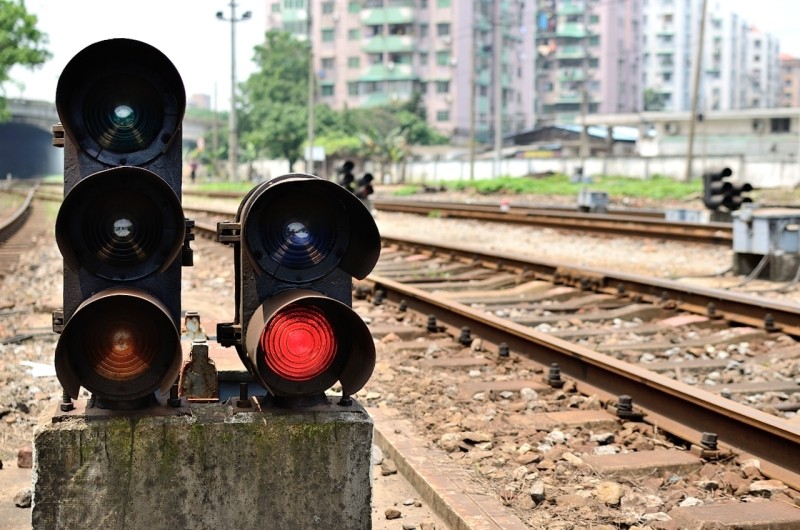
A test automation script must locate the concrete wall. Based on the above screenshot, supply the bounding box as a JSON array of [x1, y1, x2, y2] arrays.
[[394, 155, 800, 188]]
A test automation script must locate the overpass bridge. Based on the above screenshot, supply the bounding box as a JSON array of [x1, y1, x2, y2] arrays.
[[0, 98, 210, 179]]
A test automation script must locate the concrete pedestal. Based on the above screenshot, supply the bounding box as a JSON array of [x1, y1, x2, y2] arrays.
[[32, 397, 373, 530]]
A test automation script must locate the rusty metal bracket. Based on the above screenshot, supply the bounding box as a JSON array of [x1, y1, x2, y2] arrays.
[[217, 221, 241, 244], [178, 340, 219, 402]]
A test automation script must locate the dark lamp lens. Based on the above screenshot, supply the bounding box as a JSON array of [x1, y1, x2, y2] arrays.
[[88, 320, 154, 381]]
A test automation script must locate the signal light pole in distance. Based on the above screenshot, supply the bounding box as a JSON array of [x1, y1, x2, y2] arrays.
[[52, 38, 190, 409], [217, 173, 381, 406]]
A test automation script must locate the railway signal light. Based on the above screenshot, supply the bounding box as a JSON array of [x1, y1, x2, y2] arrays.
[[52, 39, 188, 408], [702, 167, 752, 212], [217, 173, 380, 405]]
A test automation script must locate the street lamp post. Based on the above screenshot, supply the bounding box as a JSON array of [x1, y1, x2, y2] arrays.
[[217, 2, 251, 182]]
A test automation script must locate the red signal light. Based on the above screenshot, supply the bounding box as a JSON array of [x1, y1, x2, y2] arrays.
[[260, 303, 338, 382]]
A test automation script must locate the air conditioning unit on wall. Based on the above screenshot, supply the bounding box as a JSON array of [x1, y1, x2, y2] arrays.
[[665, 122, 679, 135]]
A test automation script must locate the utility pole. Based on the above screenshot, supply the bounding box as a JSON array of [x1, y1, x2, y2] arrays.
[[684, 0, 709, 182], [578, 3, 590, 178], [493, 0, 502, 179], [217, 2, 252, 182], [212, 83, 220, 177], [469, 18, 477, 181], [306, 0, 316, 174]]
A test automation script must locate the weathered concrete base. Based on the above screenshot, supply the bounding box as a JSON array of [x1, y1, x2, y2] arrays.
[[733, 251, 800, 282], [32, 397, 373, 530]]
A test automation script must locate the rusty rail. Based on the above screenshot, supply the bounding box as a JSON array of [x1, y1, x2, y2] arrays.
[[368, 273, 800, 489], [373, 198, 732, 245], [0, 185, 36, 243]]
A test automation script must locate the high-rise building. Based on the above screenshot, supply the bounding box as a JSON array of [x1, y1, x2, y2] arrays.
[[267, 0, 536, 143], [640, 1, 781, 113], [779, 54, 800, 108], [534, 0, 643, 125]]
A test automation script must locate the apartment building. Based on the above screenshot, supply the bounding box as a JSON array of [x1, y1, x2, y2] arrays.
[[534, 0, 643, 125], [641, 1, 781, 113], [780, 54, 800, 108], [744, 28, 781, 109], [267, 0, 536, 143]]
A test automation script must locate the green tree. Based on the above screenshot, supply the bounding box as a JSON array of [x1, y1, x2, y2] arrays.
[[240, 30, 309, 170], [0, 0, 51, 120]]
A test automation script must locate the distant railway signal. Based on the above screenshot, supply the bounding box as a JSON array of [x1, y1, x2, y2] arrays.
[[52, 39, 189, 408], [702, 167, 752, 212], [217, 173, 380, 405]]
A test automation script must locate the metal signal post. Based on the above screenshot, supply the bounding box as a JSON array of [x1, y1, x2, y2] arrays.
[[217, 173, 381, 406], [52, 38, 190, 409]]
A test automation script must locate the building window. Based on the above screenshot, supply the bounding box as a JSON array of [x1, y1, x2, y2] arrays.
[[419, 52, 428, 66], [348, 1, 360, 12], [436, 110, 450, 121], [436, 23, 451, 37], [322, 2, 334, 14], [419, 23, 429, 38], [321, 57, 335, 69], [436, 51, 450, 65], [771, 117, 791, 133], [284, 0, 305, 8], [589, 14, 599, 24], [271, 2, 281, 12], [322, 28, 335, 42], [348, 56, 360, 68], [348, 29, 361, 40], [437, 0, 451, 6], [435, 80, 450, 93], [348, 82, 359, 96], [321, 84, 334, 97]]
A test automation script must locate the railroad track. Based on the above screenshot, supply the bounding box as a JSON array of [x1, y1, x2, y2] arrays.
[[0, 184, 50, 276], [372, 197, 733, 245], [35, 188, 800, 526]]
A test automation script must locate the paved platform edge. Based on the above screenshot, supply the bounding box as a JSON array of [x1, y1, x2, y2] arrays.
[[370, 406, 529, 530]]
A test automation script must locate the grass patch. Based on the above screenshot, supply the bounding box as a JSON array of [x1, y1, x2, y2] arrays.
[[392, 185, 421, 197], [446, 174, 701, 201], [191, 181, 256, 193]]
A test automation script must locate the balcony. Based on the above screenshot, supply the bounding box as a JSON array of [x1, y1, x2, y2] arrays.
[[556, 45, 584, 59], [362, 35, 415, 53], [358, 63, 416, 82], [557, 23, 586, 38], [556, 92, 581, 104], [361, 7, 414, 25], [558, 69, 585, 82], [557, 1, 585, 16]]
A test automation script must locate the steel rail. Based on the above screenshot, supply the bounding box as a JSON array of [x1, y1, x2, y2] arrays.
[[0, 185, 36, 241], [368, 273, 800, 489], [373, 198, 732, 245], [381, 235, 800, 337]]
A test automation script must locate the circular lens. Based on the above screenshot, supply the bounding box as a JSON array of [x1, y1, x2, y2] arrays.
[[260, 303, 337, 382], [57, 167, 185, 281], [246, 184, 351, 281], [113, 217, 134, 240], [59, 291, 181, 401], [89, 320, 154, 381], [83, 76, 162, 153], [285, 221, 310, 246], [112, 104, 135, 127]]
